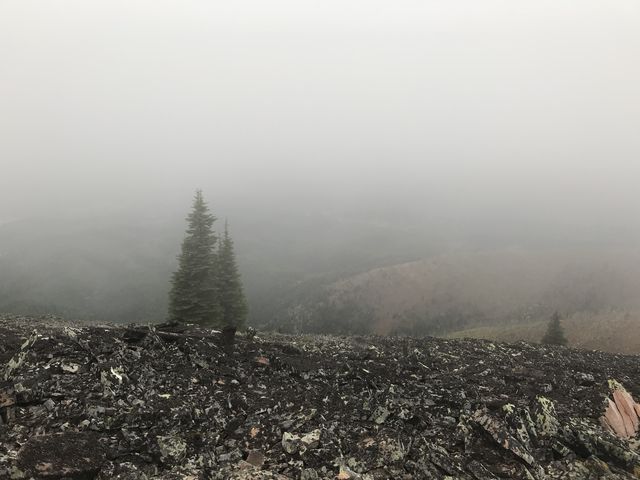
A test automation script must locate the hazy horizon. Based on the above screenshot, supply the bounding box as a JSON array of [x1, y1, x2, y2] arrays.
[[2, 1, 640, 337]]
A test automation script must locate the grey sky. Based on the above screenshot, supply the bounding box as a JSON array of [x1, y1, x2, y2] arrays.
[[1, 1, 639, 236]]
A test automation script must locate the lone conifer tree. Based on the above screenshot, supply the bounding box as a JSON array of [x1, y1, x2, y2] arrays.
[[168, 190, 221, 326], [216, 221, 248, 329], [541, 311, 568, 346]]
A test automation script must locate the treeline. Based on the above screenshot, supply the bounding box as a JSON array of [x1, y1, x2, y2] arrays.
[[168, 190, 247, 329]]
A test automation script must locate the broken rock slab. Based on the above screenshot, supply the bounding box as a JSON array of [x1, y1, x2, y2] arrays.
[[282, 429, 321, 454], [157, 434, 188, 464], [245, 450, 265, 468], [601, 380, 640, 438]]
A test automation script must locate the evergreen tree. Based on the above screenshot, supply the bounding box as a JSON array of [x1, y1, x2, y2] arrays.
[[541, 311, 568, 346], [168, 190, 221, 326], [216, 220, 248, 329]]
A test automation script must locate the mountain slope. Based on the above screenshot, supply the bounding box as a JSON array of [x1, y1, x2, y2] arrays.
[[293, 248, 640, 341], [449, 310, 640, 354]]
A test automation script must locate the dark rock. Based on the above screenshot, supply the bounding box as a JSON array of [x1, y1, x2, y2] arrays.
[[2, 314, 640, 479], [221, 326, 237, 346], [245, 450, 265, 468], [17, 431, 106, 478]]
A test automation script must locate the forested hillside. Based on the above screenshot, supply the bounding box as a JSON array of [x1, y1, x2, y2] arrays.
[[280, 249, 640, 343]]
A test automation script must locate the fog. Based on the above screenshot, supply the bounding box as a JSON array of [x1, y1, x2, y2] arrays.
[[2, 0, 639, 228], [1, 1, 639, 334]]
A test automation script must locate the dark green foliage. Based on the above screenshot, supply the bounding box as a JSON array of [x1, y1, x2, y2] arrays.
[[217, 221, 248, 329], [168, 191, 221, 326], [541, 311, 568, 346]]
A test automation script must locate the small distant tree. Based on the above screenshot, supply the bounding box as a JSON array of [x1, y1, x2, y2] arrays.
[[168, 190, 221, 326], [216, 221, 248, 329], [541, 311, 568, 346]]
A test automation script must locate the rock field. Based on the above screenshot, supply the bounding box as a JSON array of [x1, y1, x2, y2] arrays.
[[2, 313, 640, 479]]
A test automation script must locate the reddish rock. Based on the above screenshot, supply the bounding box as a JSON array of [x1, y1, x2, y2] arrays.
[[256, 356, 270, 366], [0, 391, 15, 408], [601, 398, 627, 437], [613, 388, 639, 436]]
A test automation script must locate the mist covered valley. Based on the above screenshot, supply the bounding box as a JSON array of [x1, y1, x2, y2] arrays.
[[1, 195, 639, 353]]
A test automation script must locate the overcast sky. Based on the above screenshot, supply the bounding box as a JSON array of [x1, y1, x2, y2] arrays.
[[1, 1, 639, 238]]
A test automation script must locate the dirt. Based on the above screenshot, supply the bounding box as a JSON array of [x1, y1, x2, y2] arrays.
[[1, 313, 640, 479]]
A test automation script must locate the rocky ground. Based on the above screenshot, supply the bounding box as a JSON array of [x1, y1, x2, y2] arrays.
[[1, 314, 640, 479]]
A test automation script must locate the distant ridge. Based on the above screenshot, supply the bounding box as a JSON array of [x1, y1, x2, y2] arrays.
[[290, 247, 640, 350]]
